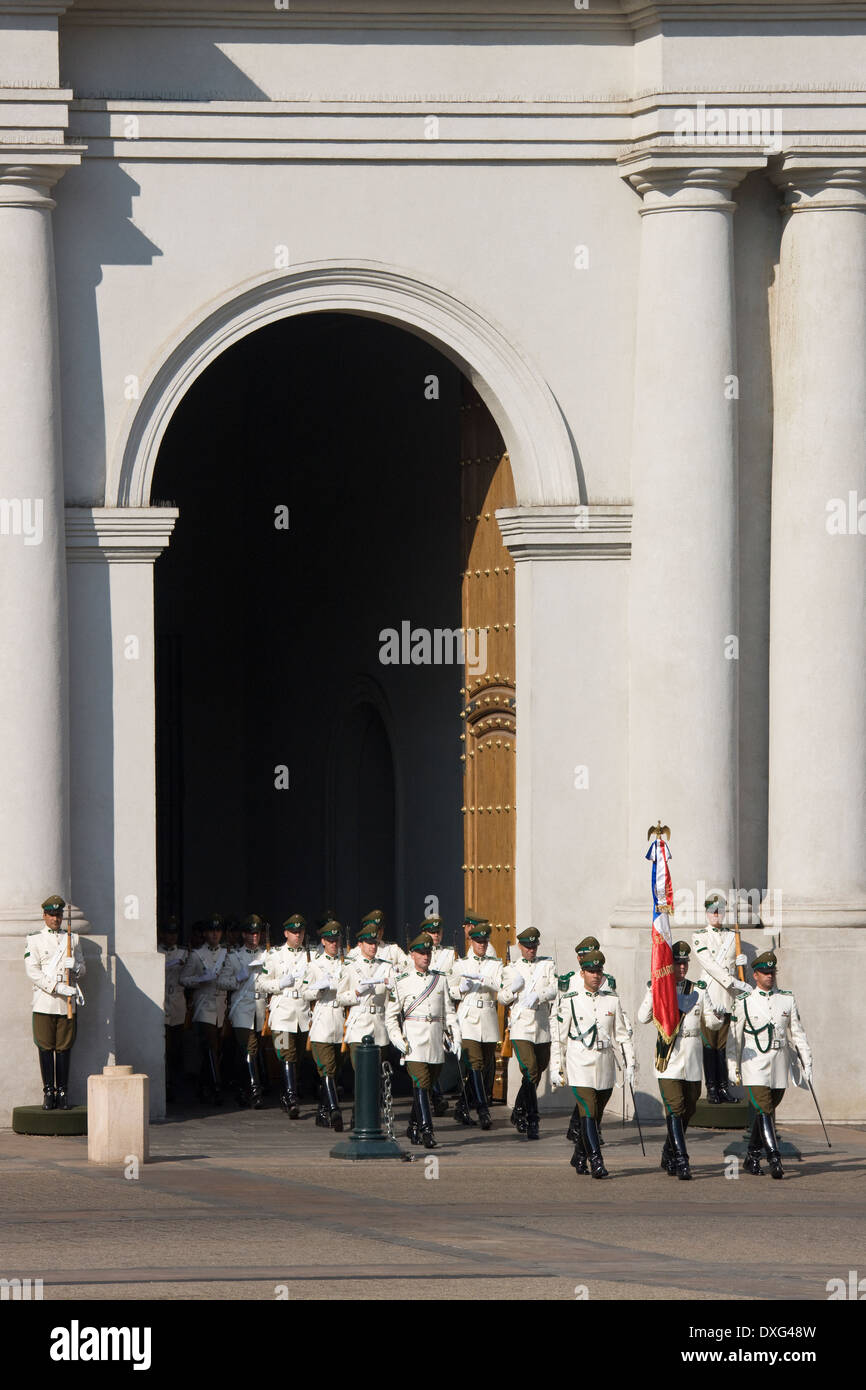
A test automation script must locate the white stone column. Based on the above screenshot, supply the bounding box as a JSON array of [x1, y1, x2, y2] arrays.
[[765, 156, 866, 930], [0, 159, 81, 933], [612, 151, 762, 929]]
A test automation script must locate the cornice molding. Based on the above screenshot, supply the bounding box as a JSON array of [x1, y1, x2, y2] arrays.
[[496, 505, 632, 562], [65, 505, 179, 563]]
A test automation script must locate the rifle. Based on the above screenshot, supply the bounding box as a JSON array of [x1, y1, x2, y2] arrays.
[[340, 935, 349, 1054], [733, 880, 744, 983], [65, 902, 73, 1020], [261, 920, 272, 1038]]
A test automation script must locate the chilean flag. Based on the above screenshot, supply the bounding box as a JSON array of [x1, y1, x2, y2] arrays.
[[646, 834, 680, 1055]]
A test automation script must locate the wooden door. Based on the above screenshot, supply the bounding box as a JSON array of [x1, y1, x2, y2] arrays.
[[460, 382, 516, 1099]]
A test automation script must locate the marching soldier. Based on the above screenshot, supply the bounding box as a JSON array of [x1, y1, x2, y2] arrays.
[[337, 920, 397, 1065], [386, 929, 460, 1148], [223, 915, 269, 1108], [346, 909, 406, 971], [302, 919, 347, 1131], [158, 917, 187, 1104], [25, 895, 86, 1111], [551, 950, 635, 1178], [692, 892, 752, 1102], [727, 950, 812, 1180], [636, 941, 725, 1179], [179, 913, 231, 1104], [420, 915, 456, 1115], [561, 937, 621, 1143], [448, 916, 503, 1130], [259, 913, 312, 1118], [498, 927, 558, 1140]]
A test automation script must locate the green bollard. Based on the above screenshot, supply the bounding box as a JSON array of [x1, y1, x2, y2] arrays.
[[330, 1034, 403, 1160]]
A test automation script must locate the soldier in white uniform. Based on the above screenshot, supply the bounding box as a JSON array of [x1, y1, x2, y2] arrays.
[[158, 918, 188, 1104], [636, 940, 726, 1179], [180, 913, 231, 1103], [386, 929, 461, 1148], [258, 912, 312, 1118], [448, 917, 503, 1130], [692, 892, 752, 1103], [419, 914, 456, 1115], [345, 908, 407, 972], [337, 921, 397, 1066], [499, 927, 558, 1140], [222, 915, 269, 1108], [552, 950, 635, 1178], [560, 937, 622, 1144], [25, 894, 86, 1110], [727, 950, 813, 1179], [302, 919, 347, 1130]]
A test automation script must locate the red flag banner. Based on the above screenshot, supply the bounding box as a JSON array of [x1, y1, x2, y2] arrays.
[[646, 831, 681, 1063]]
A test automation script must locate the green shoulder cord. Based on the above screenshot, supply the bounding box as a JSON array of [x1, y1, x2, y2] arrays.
[[743, 997, 774, 1054], [569, 999, 598, 1049]]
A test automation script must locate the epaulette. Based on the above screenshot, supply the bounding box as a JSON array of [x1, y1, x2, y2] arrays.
[[397, 971, 408, 981], [696, 980, 707, 989], [779, 989, 792, 995], [606, 974, 617, 989]]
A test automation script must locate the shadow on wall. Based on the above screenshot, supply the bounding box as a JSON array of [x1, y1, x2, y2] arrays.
[[54, 163, 163, 504], [114, 954, 166, 1117]]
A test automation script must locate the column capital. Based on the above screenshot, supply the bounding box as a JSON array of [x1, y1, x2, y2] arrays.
[[496, 505, 632, 562], [619, 145, 766, 214], [0, 151, 83, 210], [770, 149, 866, 213], [66, 507, 179, 564]]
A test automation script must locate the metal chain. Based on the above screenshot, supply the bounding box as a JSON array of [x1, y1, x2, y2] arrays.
[[381, 1059, 395, 1141]]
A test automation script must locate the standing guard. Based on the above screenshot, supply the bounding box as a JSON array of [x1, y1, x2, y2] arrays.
[[727, 951, 813, 1179], [448, 916, 503, 1130], [692, 892, 752, 1102], [259, 913, 312, 1118], [422, 915, 456, 1115], [302, 919, 347, 1131], [552, 950, 635, 1178], [386, 929, 461, 1149], [636, 941, 725, 1179], [337, 921, 396, 1066], [25, 895, 86, 1110], [223, 915, 269, 1108], [499, 927, 558, 1140], [180, 913, 231, 1104], [158, 917, 187, 1104]]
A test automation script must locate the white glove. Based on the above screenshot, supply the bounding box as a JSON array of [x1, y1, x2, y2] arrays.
[[235, 968, 251, 984], [509, 973, 525, 994], [552, 1070, 565, 1090], [395, 1036, 408, 1055], [249, 954, 267, 968], [626, 1066, 636, 1090], [317, 976, 333, 992], [522, 991, 538, 1011], [278, 972, 295, 990], [459, 977, 474, 995], [731, 977, 752, 997], [197, 969, 216, 984], [356, 978, 376, 996], [735, 953, 748, 967], [56, 982, 77, 997], [63, 955, 76, 970]]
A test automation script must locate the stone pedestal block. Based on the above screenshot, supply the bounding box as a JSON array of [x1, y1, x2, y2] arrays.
[[87, 1063, 149, 1165]]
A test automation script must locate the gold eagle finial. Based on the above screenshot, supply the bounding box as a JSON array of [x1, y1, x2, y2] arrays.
[[647, 821, 671, 842]]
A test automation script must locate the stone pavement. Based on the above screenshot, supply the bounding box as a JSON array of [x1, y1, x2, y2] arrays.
[[1, 1099, 863, 1301]]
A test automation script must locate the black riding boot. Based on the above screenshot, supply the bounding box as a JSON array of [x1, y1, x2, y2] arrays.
[[432, 1083, 449, 1117], [454, 1082, 477, 1126], [246, 1055, 263, 1109], [715, 1052, 735, 1104], [324, 1075, 343, 1132], [703, 1045, 720, 1103], [566, 1102, 581, 1142], [39, 1050, 56, 1110], [660, 1131, 677, 1175], [743, 1113, 764, 1174], [581, 1115, 608, 1178], [279, 1060, 300, 1118], [470, 1069, 492, 1130], [570, 1125, 589, 1175], [54, 1050, 71, 1110], [314, 1080, 330, 1127], [760, 1112, 784, 1179], [524, 1079, 540, 1141], [417, 1088, 438, 1149], [510, 1077, 528, 1134], [667, 1113, 692, 1180], [406, 1094, 421, 1144]]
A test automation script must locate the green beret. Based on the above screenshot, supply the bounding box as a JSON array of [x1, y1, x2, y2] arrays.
[[672, 940, 691, 961], [408, 932, 434, 953], [283, 914, 306, 931], [705, 893, 726, 913], [463, 911, 489, 928], [517, 928, 540, 944], [319, 919, 343, 940], [575, 936, 600, 957], [581, 950, 606, 970], [243, 914, 263, 930], [752, 951, 777, 973], [356, 924, 380, 943], [361, 909, 384, 928], [42, 896, 65, 913]]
